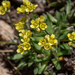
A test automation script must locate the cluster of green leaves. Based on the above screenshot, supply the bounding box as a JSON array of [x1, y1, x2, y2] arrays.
[[8, 0, 75, 75]]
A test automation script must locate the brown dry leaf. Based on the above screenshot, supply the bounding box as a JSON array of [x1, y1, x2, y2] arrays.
[[0, 20, 16, 42]]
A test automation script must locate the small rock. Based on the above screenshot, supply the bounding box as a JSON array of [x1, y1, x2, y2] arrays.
[[0, 20, 16, 42], [66, 26, 74, 31]]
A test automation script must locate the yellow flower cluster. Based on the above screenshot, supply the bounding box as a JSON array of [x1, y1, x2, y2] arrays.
[[17, 0, 38, 13], [17, 29, 32, 54], [17, 42, 31, 54], [30, 16, 47, 32], [67, 32, 75, 47], [15, 17, 32, 54], [0, 0, 10, 15], [15, 17, 26, 32], [38, 34, 58, 50]]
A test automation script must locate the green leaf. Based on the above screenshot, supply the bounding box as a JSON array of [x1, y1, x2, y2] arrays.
[[56, 11, 66, 22], [44, 72, 49, 75], [52, 59, 61, 70], [34, 57, 42, 62], [30, 36, 44, 42], [38, 61, 48, 74], [49, 2, 66, 8], [57, 43, 72, 56], [34, 43, 41, 50], [32, 13, 39, 19], [43, 14, 54, 34], [52, 72, 56, 75], [17, 61, 27, 71], [56, 11, 60, 20], [47, 12, 57, 23], [61, 43, 70, 50], [34, 37, 44, 42], [59, 30, 70, 40], [71, 23, 75, 26], [28, 60, 33, 67], [34, 67, 38, 75], [66, 0, 71, 15], [8, 53, 23, 60], [43, 49, 50, 56], [57, 13, 64, 37]]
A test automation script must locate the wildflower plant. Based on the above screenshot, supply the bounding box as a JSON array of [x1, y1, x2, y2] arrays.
[[1, 0, 75, 75]]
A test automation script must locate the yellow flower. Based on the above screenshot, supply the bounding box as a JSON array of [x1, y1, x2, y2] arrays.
[[19, 30, 26, 36], [67, 33, 73, 41], [38, 39, 46, 47], [17, 49, 24, 54], [72, 32, 75, 40], [17, 0, 38, 13], [31, 20, 35, 24], [17, 45, 24, 54], [53, 39, 58, 46], [26, 30, 32, 37], [2, 1, 10, 8], [16, 24, 24, 31], [36, 28, 41, 32], [44, 43, 51, 50], [0, 6, 7, 15], [15, 19, 26, 32], [23, 42, 31, 50], [30, 20, 39, 28], [72, 32, 75, 36], [48, 38, 54, 45], [68, 42, 72, 46], [21, 36, 30, 42], [26, 1, 31, 5], [40, 23, 47, 30], [51, 34, 55, 39], [38, 34, 58, 50], [47, 34, 57, 46], [45, 35, 49, 40], [17, 5, 26, 13], [23, 0, 28, 4], [39, 16, 45, 22]]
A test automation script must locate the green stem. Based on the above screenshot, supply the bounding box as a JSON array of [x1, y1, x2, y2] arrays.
[[45, 30, 50, 35], [61, 40, 69, 42], [7, 12, 15, 26]]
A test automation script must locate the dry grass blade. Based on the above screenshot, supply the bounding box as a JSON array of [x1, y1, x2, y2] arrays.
[[0, 50, 14, 52], [2, 52, 22, 75]]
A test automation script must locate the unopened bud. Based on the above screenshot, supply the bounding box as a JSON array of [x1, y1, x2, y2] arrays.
[[59, 56, 64, 61], [37, 54, 41, 58]]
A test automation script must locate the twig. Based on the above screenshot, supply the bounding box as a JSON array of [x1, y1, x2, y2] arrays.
[[0, 41, 17, 44], [0, 50, 14, 52], [2, 52, 22, 75]]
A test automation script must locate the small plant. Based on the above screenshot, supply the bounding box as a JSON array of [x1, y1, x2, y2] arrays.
[[0, 0, 75, 75]]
